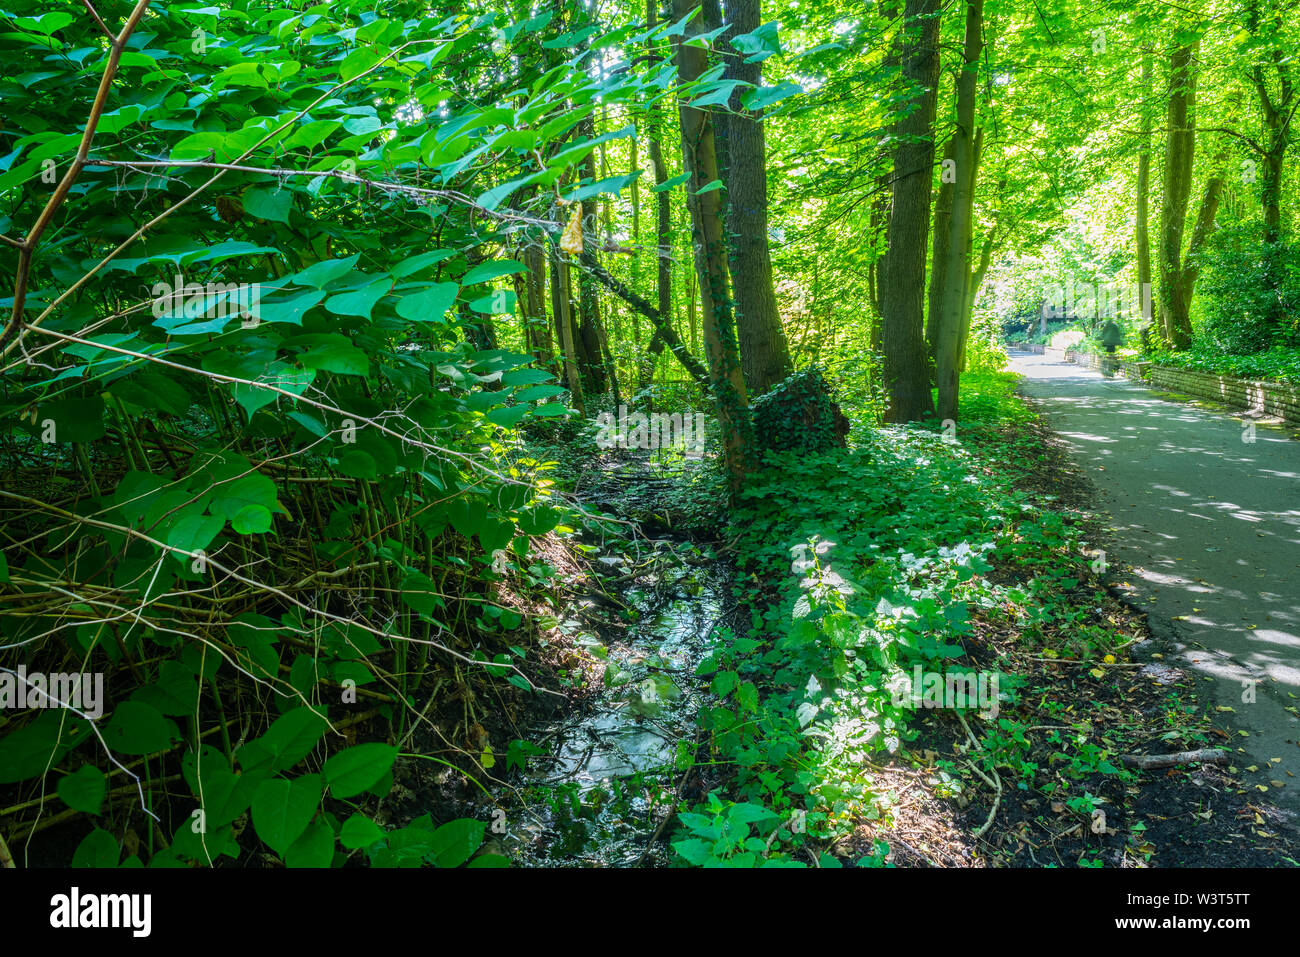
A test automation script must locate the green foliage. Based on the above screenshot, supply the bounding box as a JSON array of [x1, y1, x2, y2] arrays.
[[1196, 221, 1300, 354], [1145, 345, 1300, 384], [749, 367, 849, 455]]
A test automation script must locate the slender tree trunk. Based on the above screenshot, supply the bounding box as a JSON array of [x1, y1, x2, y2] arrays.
[[521, 239, 554, 368], [1135, 48, 1155, 329], [672, 0, 754, 491], [549, 229, 585, 414], [640, 0, 672, 389], [934, 0, 982, 424], [926, 133, 955, 367], [576, 118, 614, 395], [1181, 150, 1227, 310], [717, 0, 794, 395], [879, 0, 941, 423], [1158, 41, 1198, 350]]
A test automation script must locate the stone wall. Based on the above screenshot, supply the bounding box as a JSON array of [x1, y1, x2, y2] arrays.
[[1061, 349, 1300, 424], [1145, 364, 1300, 424]]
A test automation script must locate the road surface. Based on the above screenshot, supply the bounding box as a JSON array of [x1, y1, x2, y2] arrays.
[[1009, 350, 1300, 808]]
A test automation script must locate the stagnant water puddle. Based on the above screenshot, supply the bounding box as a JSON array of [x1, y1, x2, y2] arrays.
[[496, 539, 728, 866]]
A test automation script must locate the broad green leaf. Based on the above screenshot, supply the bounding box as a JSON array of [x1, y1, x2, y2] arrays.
[[72, 828, 120, 868], [396, 283, 458, 322], [323, 743, 399, 798], [58, 765, 106, 814], [103, 701, 181, 756], [252, 774, 323, 856]]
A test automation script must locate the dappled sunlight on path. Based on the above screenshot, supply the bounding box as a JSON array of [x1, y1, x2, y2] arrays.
[[1010, 351, 1300, 807]]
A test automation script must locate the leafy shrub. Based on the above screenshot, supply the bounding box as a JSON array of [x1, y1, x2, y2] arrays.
[[749, 367, 850, 455], [1196, 219, 1300, 353], [1145, 345, 1300, 384], [965, 309, 1010, 372]]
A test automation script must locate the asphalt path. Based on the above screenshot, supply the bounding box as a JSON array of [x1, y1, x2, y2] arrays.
[[1010, 350, 1300, 807]]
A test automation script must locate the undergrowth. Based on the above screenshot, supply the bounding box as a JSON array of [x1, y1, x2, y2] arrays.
[[669, 372, 1141, 867]]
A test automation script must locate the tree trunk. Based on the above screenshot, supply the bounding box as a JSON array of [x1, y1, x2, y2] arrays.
[[718, 0, 794, 395], [640, 0, 673, 389], [1158, 41, 1198, 351], [549, 229, 585, 414], [934, 0, 982, 424], [926, 133, 955, 367], [521, 239, 554, 368], [672, 0, 754, 492], [879, 0, 941, 423], [1135, 48, 1154, 327], [1181, 152, 1227, 310]]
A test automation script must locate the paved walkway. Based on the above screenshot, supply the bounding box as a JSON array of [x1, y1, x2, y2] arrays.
[[1009, 350, 1300, 807]]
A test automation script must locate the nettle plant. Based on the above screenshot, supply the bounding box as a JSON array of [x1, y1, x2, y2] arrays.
[[0, 1, 742, 866]]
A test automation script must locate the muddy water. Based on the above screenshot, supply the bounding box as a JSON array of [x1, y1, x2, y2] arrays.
[[498, 542, 727, 866]]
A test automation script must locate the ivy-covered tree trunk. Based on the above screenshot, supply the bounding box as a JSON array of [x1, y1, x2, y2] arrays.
[[672, 0, 754, 492], [879, 0, 941, 423], [522, 240, 554, 368]]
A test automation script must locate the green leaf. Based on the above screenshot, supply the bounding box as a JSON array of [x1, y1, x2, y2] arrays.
[[427, 818, 486, 868], [467, 290, 516, 314], [324, 278, 391, 319], [285, 817, 335, 868], [562, 173, 641, 202], [37, 397, 106, 443], [389, 250, 455, 278], [297, 337, 370, 376], [103, 701, 181, 756], [0, 711, 88, 783], [323, 743, 399, 798], [243, 187, 294, 223], [335, 449, 377, 480], [72, 828, 120, 868], [252, 774, 323, 856], [132, 661, 201, 716], [462, 259, 526, 285], [284, 120, 342, 151], [741, 81, 802, 112], [291, 254, 361, 289], [232, 504, 273, 534], [58, 765, 106, 814], [730, 22, 781, 61], [340, 813, 385, 850], [396, 283, 459, 322], [651, 172, 691, 193], [239, 706, 329, 772]]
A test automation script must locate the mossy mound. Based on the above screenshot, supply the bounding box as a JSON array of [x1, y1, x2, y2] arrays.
[[750, 367, 851, 455]]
